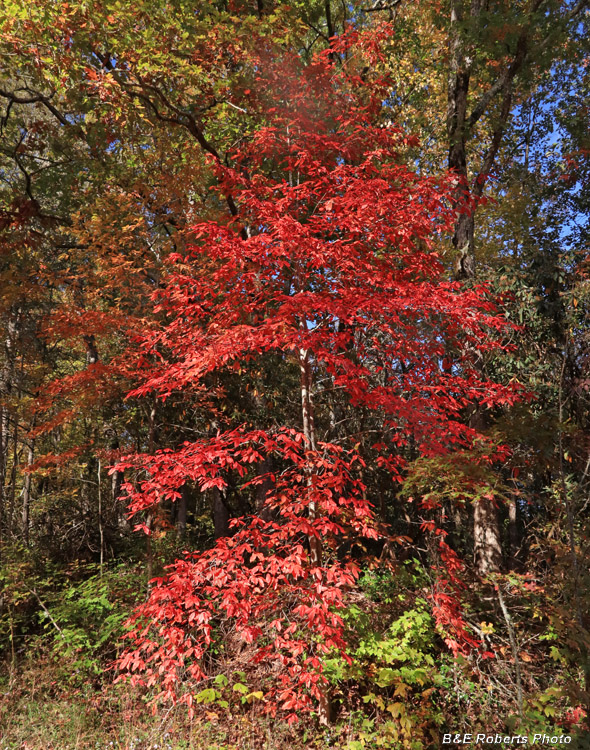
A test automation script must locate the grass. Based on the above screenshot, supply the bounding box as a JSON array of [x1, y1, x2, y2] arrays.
[[0, 655, 321, 750]]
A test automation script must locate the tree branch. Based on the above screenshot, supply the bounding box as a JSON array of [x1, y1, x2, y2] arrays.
[[0, 86, 69, 126], [122, 78, 246, 235], [27, 588, 65, 640], [468, 0, 589, 129]]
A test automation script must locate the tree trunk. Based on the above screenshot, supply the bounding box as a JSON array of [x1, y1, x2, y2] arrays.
[[145, 513, 154, 586], [473, 497, 502, 576], [447, 3, 503, 574], [255, 455, 274, 522], [470, 409, 502, 576], [83, 334, 99, 364], [447, 0, 474, 277], [507, 498, 519, 569], [298, 339, 331, 725], [299, 345, 321, 566], [104, 424, 124, 531], [212, 486, 229, 539], [6, 419, 18, 538], [106, 427, 123, 500], [0, 310, 18, 552], [442, 0, 575, 572], [21, 435, 34, 547], [98, 458, 104, 575], [145, 400, 157, 589]]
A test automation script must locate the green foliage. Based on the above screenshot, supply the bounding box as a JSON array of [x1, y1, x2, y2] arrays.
[[324, 568, 445, 749], [39, 565, 134, 676], [191, 673, 265, 713], [0, 554, 142, 684], [401, 451, 510, 512]]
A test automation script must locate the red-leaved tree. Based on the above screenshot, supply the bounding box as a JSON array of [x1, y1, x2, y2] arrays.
[[116, 30, 520, 724]]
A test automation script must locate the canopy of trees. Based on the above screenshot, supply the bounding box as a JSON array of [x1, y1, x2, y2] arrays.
[[0, 1, 589, 748]]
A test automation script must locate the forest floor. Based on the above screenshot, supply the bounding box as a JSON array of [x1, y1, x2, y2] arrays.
[[0, 656, 330, 750]]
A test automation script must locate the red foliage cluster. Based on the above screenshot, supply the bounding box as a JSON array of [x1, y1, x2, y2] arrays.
[[119, 431, 375, 720], [116, 28, 520, 720]]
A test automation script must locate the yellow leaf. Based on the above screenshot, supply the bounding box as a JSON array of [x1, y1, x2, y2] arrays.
[[394, 683, 410, 697], [246, 691, 264, 702], [387, 701, 404, 717]]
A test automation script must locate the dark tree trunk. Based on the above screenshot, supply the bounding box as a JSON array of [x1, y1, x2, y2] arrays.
[[212, 486, 229, 539], [447, 1, 477, 279], [83, 334, 99, 365]]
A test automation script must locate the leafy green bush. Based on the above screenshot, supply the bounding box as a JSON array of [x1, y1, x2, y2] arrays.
[[326, 566, 445, 749], [40, 564, 137, 676]]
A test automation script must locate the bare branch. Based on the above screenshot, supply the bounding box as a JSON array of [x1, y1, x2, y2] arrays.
[[0, 86, 69, 126], [27, 588, 65, 640], [361, 0, 401, 12]]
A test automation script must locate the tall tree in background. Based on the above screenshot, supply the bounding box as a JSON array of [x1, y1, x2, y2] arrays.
[[359, 0, 590, 573]]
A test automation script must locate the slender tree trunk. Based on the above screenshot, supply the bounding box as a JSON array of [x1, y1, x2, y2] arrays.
[[497, 585, 523, 717], [22, 434, 34, 547], [104, 424, 125, 534], [507, 498, 519, 569], [6, 420, 18, 538], [255, 455, 274, 522], [0, 311, 18, 553], [146, 399, 158, 589], [105, 426, 124, 503], [81, 453, 96, 518], [298, 338, 331, 726], [98, 458, 104, 576], [470, 410, 502, 576], [145, 513, 154, 585], [299, 345, 321, 566]]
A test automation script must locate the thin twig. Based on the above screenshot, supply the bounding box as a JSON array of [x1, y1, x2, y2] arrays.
[[27, 588, 65, 639], [496, 584, 523, 717]]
